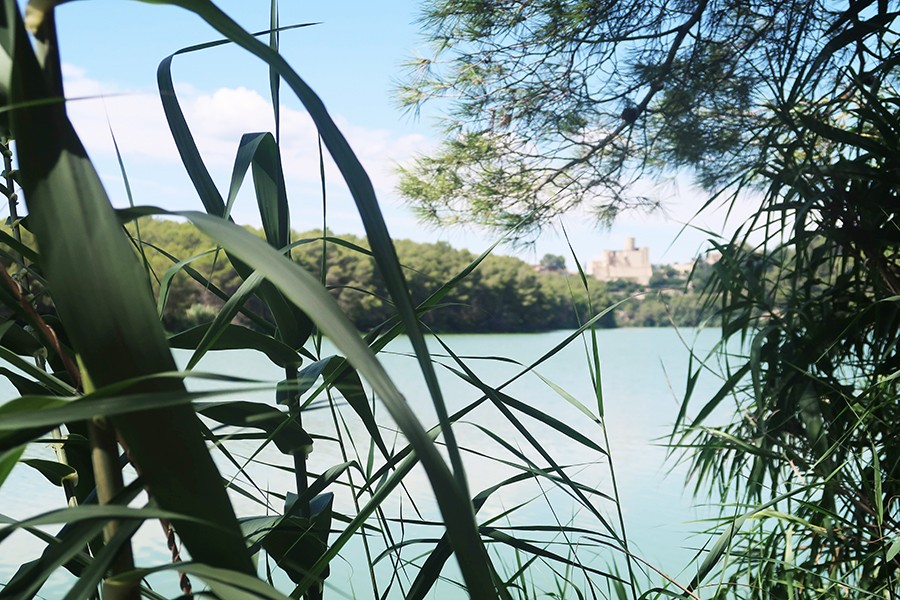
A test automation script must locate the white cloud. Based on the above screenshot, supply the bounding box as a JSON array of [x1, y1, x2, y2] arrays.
[[61, 64, 433, 207]]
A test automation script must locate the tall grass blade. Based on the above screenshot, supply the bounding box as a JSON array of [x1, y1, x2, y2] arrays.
[[152, 0, 474, 513], [179, 209, 502, 597]]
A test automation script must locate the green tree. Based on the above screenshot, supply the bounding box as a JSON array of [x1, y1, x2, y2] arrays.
[[539, 253, 567, 272], [672, 17, 900, 598], [398, 0, 895, 239]]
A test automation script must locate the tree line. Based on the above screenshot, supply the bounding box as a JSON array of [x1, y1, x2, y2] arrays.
[[119, 218, 711, 333]]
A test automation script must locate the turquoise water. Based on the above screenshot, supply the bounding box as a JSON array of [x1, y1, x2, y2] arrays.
[[0, 328, 732, 598]]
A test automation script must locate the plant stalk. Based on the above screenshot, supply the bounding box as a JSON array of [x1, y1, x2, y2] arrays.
[[285, 365, 323, 600], [88, 416, 137, 597], [80, 359, 138, 600], [1, 137, 23, 270]]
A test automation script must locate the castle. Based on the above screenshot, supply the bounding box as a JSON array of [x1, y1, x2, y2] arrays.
[[587, 237, 653, 285]]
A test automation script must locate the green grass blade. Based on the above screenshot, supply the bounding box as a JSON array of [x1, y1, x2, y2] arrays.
[[61, 519, 142, 600], [0, 446, 23, 488], [150, 0, 475, 525], [170, 322, 300, 368], [269, 0, 280, 141], [247, 131, 289, 250], [198, 400, 312, 455], [179, 209, 501, 597], [184, 270, 264, 369], [138, 238, 275, 333], [108, 562, 293, 600], [153, 246, 219, 318], [0, 480, 143, 599], [157, 24, 313, 350]]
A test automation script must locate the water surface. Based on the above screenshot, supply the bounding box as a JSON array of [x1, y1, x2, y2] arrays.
[[0, 328, 732, 597]]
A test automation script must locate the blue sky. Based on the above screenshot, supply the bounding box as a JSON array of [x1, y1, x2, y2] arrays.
[[45, 0, 745, 267]]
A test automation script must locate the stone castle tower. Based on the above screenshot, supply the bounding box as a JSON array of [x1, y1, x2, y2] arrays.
[[586, 237, 653, 285]]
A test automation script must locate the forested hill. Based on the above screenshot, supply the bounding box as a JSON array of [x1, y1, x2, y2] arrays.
[[9, 218, 711, 332]]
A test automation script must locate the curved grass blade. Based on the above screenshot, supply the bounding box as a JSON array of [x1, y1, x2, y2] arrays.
[[198, 400, 313, 455], [159, 44, 311, 351], [0, 365, 54, 395], [21, 458, 76, 486], [179, 209, 501, 597], [138, 238, 275, 333], [150, 2, 475, 531], [322, 357, 390, 458], [105, 563, 293, 600], [406, 471, 543, 600], [153, 245, 219, 318], [170, 322, 300, 368], [0, 387, 268, 448], [248, 132, 289, 249], [0, 480, 142, 599], [0, 504, 218, 543], [184, 270, 265, 370], [61, 519, 142, 600]]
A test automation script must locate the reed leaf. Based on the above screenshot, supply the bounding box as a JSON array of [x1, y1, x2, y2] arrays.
[[180, 209, 502, 596]]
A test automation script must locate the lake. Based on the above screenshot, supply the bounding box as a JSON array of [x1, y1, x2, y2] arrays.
[[0, 327, 733, 598]]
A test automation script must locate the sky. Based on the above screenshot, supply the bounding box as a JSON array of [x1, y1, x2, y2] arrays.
[[37, 0, 752, 268]]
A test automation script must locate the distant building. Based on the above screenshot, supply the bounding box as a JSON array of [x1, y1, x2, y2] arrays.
[[671, 260, 696, 276], [587, 237, 653, 285]]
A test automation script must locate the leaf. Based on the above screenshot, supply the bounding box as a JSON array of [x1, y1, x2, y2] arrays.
[[0, 480, 144, 598], [248, 132, 289, 249], [0, 504, 208, 544], [0, 228, 40, 264], [689, 362, 751, 427], [871, 441, 883, 529], [0, 322, 43, 356], [154, 246, 219, 318], [149, 14, 490, 590], [0, 446, 23, 488], [887, 536, 900, 562], [241, 492, 333, 585], [157, 28, 313, 351], [61, 519, 142, 600], [169, 322, 300, 368], [0, 388, 254, 452], [637, 588, 683, 600], [21, 458, 77, 487], [322, 357, 390, 458], [283, 357, 333, 405], [0, 394, 69, 450], [0, 347, 75, 395], [105, 563, 293, 600], [0, 366, 53, 396], [685, 484, 816, 593], [183, 271, 265, 370], [197, 400, 313, 455]]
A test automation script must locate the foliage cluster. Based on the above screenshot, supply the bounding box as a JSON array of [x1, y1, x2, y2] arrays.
[[403, 0, 900, 597], [397, 0, 874, 238]]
